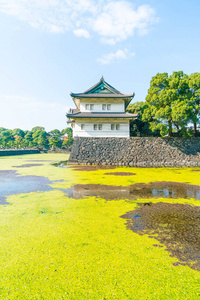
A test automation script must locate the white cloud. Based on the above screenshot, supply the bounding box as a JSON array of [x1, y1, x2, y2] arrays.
[[73, 28, 90, 38], [0, 0, 96, 33], [97, 49, 135, 64], [0, 0, 158, 43], [0, 95, 68, 131], [92, 2, 157, 44]]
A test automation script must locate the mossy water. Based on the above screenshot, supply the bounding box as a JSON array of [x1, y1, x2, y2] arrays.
[[0, 154, 200, 299]]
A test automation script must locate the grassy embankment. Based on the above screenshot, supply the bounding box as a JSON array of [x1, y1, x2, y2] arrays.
[[0, 153, 200, 299]]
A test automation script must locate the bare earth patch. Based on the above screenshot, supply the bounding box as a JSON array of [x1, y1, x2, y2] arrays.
[[121, 202, 200, 271], [104, 172, 136, 176]]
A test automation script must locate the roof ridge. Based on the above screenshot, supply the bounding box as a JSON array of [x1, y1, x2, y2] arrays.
[[81, 78, 122, 95]]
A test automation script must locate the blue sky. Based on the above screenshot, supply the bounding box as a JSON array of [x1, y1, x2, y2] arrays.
[[0, 0, 200, 131]]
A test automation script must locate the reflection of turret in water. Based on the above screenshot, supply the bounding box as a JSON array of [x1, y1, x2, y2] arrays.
[[130, 182, 200, 200], [68, 182, 200, 200], [72, 184, 130, 200]]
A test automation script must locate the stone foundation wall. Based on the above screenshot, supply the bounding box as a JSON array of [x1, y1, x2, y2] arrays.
[[0, 149, 40, 156], [68, 137, 200, 167]]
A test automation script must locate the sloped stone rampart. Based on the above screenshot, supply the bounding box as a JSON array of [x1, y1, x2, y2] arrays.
[[68, 137, 200, 167]]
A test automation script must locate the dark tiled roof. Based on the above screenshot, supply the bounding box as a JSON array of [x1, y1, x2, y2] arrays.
[[70, 93, 134, 98], [66, 111, 137, 119], [70, 77, 135, 109], [70, 77, 134, 99], [83, 77, 122, 94]]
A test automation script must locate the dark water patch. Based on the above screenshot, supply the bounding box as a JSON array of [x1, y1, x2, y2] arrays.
[[0, 170, 53, 204], [0, 197, 9, 205], [65, 182, 200, 201], [54, 162, 117, 171], [70, 165, 116, 171], [57, 188, 74, 198], [13, 164, 44, 168], [53, 179, 65, 183], [121, 203, 200, 271], [104, 172, 136, 176], [26, 160, 55, 162]]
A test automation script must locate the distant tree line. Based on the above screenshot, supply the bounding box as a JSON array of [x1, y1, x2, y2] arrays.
[[0, 126, 73, 149], [127, 71, 200, 137]]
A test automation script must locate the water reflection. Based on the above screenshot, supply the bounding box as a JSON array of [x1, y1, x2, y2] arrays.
[[64, 182, 200, 200], [0, 170, 53, 204]]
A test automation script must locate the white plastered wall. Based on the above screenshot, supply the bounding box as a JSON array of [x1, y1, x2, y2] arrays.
[[73, 119, 130, 137], [79, 98, 125, 112]]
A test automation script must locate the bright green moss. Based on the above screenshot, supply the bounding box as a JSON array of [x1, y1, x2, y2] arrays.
[[0, 154, 200, 299]]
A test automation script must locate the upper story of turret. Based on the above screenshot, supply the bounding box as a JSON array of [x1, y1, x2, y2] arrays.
[[69, 76, 135, 114]]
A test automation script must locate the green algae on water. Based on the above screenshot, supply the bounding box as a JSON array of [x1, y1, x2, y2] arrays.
[[0, 154, 200, 299]]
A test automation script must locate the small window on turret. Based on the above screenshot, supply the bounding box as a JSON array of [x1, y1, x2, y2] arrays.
[[107, 104, 111, 110], [94, 124, 102, 130], [111, 124, 120, 130], [85, 104, 89, 110], [102, 104, 106, 110], [90, 104, 94, 110], [81, 124, 85, 130]]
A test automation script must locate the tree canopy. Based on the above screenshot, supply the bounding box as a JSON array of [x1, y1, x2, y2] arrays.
[[188, 73, 200, 136], [0, 127, 73, 149], [140, 71, 200, 137], [126, 102, 160, 136]]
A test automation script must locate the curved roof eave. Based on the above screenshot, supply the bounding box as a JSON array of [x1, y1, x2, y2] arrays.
[[66, 112, 138, 119], [70, 93, 135, 98]]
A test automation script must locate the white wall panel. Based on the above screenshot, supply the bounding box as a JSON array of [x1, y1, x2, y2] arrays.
[[80, 100, 125, 112], [73, 120, 130, 137]]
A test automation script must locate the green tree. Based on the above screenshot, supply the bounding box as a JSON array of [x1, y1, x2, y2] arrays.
[[12, 128, 25, 138], [14, 136, 23, 148], [61, 127, 73, 146], [0, 126, 73, 149], [0, 129, 14, 147], [24, 131, 34, 148], [32, 129, 49, 149], [0, 127, 7, 134], [126, 102, 160, 136], [188, 73, 200, 136], [144, 71, 190, 136], [37, 131, 49, 148], [48, 129, 61, 148], [61, 127, 72, 135], [31, 126, 45, 133]]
